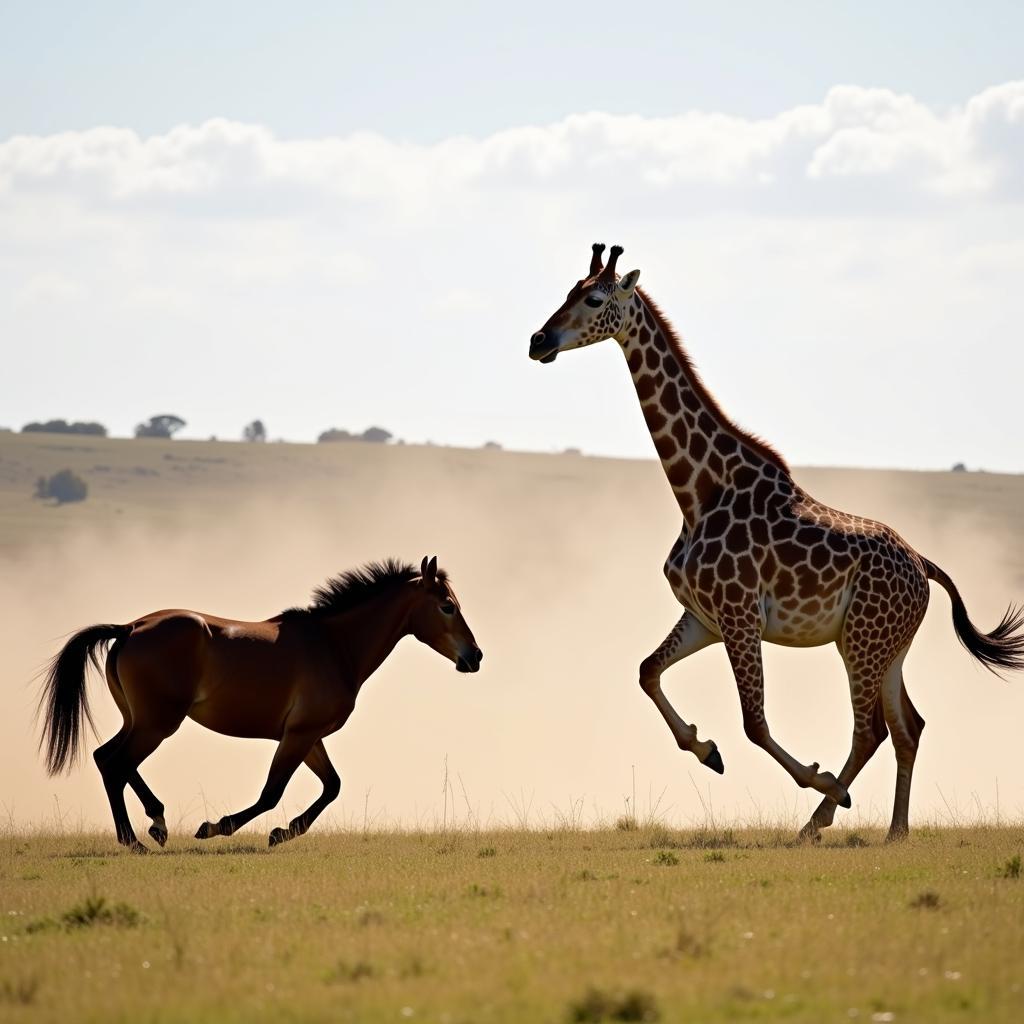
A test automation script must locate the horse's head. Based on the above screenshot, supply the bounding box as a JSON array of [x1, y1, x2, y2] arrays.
[[529, 242, 641, 363], [409, 556, 482, 674]]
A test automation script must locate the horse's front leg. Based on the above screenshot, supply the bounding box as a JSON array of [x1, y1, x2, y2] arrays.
[[639, 612, 724, 771], [269, 739, 341, 847], [195, 728, 318, 840]]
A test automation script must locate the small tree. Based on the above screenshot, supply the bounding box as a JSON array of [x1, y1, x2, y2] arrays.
[[361, 426, 393, 444], [135, 414, 186, 439], [317, 428, 353, 443], [35, 469, 88, 504], [243, 419, 267, 443]]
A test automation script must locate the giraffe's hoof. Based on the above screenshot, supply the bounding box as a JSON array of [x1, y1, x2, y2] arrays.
[[148, 824, 168, 847], [814, 770, 851, 808], [703, 746, 725, 775], [268, 827, 289, 848], [798, 821, 823, 843], [195, 821, 217, 840]]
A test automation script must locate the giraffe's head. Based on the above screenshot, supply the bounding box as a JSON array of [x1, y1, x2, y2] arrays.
[[529, 243, 641, 363]]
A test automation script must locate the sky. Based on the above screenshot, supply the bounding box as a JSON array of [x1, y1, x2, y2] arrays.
[[2, 2, 1024, 470]]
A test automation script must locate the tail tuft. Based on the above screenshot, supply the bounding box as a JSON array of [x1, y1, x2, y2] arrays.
[[924, 558, 1024, 676], [37, 624, 128, 775]]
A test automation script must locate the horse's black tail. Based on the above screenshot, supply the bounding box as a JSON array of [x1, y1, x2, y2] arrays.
[[38, 624, 130, 775], [923, 558, 1024, 676]]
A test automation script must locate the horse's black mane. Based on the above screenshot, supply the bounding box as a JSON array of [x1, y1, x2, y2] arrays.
[[283, 559, 447, 619]]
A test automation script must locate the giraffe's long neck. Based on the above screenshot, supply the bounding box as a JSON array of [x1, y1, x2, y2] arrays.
[[617, 291, 790, 528]]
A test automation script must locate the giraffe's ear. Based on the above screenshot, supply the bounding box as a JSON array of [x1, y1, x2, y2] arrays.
[[616, 268, 640, 299]]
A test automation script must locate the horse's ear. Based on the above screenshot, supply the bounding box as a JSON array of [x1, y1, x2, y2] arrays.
[[421, 555, 437, 583]]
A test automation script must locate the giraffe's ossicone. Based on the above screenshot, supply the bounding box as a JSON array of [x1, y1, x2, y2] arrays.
[[530, 242, 1024, 842]]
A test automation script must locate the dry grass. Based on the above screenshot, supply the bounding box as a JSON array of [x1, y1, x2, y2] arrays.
[[1, 826, 1022, 1022]]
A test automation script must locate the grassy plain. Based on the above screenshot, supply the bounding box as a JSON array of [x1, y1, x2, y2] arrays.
[[1, 826, 1022, 1023]]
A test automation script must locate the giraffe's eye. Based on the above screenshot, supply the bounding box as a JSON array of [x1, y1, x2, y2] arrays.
[[584, 295, 604, 308]]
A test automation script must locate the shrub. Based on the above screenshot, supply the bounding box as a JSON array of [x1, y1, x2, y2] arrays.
[[22, 419, 107, 436], [998, 854, 1021, 879], [318, 426, 394, 444], [568, 987, 660, 1022], [61, 895, 141, 929], [317, 428, 354, 443], [34, 469, 88, 504], [909, 890, 941, 910]]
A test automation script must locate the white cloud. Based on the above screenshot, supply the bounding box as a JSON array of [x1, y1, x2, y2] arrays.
[[1, 83, 1022, 212], [1, 84, 1022, 472]]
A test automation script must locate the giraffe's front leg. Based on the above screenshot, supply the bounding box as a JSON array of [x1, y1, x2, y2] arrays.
[[722, 617, 851, 807], [639, 612, 724, 772]]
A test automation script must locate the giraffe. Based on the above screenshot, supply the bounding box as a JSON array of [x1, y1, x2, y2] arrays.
[[529, 243, 1024, 841]]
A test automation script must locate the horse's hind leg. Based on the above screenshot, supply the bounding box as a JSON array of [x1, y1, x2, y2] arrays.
[[269, 739, 341, 847], [98, 727, 172, 852], [101, 656, 169, 846], [126, 770, 169, 847]]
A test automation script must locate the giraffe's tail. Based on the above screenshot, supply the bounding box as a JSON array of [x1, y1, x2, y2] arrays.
[[923, 558, 1024, 676]]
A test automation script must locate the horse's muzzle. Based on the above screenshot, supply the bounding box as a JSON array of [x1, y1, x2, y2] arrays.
[[457, 647, 483, 673]]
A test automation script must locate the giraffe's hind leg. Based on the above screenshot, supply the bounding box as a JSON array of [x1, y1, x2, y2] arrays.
[[799, 669, 888, 841], [883, 659, 925, 841]]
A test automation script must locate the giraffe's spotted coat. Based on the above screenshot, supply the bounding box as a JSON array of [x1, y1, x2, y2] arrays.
[[529, 247, 975, 841]]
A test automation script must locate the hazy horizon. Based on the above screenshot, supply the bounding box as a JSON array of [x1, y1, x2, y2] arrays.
[[2, 435, 1023, 834]]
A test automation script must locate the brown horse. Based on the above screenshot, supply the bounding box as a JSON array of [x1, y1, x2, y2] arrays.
[[38, 557, 482, 851]]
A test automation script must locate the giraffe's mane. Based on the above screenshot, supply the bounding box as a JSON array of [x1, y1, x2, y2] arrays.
[[636, 287, 791, 475]]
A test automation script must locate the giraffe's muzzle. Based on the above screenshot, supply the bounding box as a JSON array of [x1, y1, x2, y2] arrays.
[[529, 330, 559, 363]]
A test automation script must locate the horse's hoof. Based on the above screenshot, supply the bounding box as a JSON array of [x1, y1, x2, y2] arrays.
[[703, 746, 725, 775], [886, 826, 909, 843], [268, 827, 289, 848], [126, 840, 149, 855], [195, 821, 217, 840], [148, 825, 168, 847]]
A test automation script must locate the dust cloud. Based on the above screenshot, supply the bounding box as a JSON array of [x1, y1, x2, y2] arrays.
[[2, 448, 1023, 837]]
